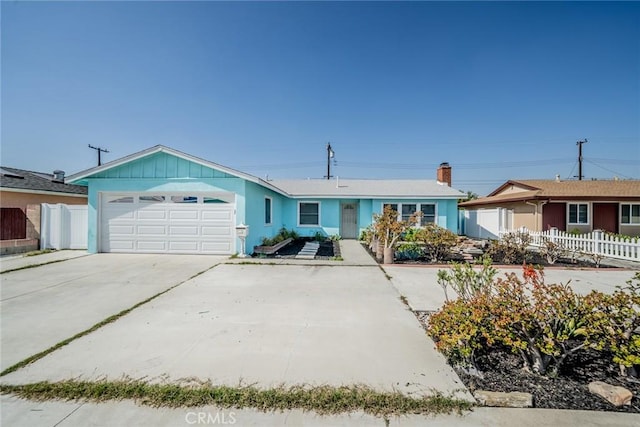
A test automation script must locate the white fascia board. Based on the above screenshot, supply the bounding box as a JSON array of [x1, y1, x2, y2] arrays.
[[0, 187, 88, 198]]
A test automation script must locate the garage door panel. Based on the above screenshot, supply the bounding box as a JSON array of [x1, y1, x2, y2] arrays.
[[170, 210, 199, 220], [168, 241, 199, 251], [108, 225, 136, 235], [169, 226, 199, 236], [106, 241, 135, 251], [136, 241, 168, 251], [138, 210, 167, 220], [100, 193, 235, 254], [202, 210, 233, 221], [202, 226, 233, 236], [137, 225, 167, 235]]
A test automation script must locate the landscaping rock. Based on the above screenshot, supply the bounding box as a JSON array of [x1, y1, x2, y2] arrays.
[[474, 390, 533, 408], [588, 381, 633, 406]]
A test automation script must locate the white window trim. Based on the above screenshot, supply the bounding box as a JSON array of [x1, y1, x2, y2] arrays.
[[380, 202, 438, 226], [567, 202, 590, 225], [620, 203, 640, 225], [297, 201, 321, 227], [265, 196, 273, 226]]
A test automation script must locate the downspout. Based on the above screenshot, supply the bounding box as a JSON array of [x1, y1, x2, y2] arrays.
[[525, 200, 548, 232]]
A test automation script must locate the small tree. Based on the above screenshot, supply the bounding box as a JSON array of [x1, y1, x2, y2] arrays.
[[416, 223, 458, 262], [373, 205, 421, 249]]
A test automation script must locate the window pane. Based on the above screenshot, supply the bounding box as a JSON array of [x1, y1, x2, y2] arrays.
[[171, 196, 197, 203], [421, 204, 436, 224], [265, 198, 272, 224], [569, 205, 577, 223], [139, 196, 165, 203], [383, 203, 398, 212], [299, 203, 319, 225], [621, 205, 630, 224], [108, 196, 133, 203], [402, 204, 417, 222], [203, 197, 227, 204], [578, 204, 588, 223], [632, 205, 640, 224]]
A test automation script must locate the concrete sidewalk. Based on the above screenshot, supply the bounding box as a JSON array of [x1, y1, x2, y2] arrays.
[[0, 250, 89, 273], [2, 394, 638, 426]]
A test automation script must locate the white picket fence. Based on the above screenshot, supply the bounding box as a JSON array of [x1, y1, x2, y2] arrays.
[[41, 204, 88, 250], [498, 228, 640, 262]]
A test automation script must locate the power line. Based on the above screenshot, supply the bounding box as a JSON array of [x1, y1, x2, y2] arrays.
[[583, 159, 634, 179]]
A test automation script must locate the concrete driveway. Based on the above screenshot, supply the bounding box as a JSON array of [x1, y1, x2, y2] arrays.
[[0, 263, 470, 400], [0, 254, 223, 371]]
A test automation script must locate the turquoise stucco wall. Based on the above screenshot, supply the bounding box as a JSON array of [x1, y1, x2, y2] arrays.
[[243, 181, 289, 250]]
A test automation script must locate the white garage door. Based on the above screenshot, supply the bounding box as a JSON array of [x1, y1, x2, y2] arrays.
[[100, 193, 236, 254]]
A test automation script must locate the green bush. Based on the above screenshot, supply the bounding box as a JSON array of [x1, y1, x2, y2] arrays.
[[436, 256, 497, 302], [395, 243, 423, 260], [414, 223, 457, 262], [428, 265, 640, 378], [261, 228, 299, 246]]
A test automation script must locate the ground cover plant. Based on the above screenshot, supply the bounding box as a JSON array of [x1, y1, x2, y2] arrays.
[[424, 263, 640, 411]]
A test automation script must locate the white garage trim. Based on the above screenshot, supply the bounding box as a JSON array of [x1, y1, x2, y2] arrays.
[[99, 192, 236, 254]]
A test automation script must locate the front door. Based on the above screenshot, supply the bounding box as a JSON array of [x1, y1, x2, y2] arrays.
[[340, 203, 358, 239], [593, 203, 618, 233]]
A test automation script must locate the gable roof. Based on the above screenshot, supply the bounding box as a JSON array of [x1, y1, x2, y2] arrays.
[[0, 166, 88, 196], [270, 178, 465, 199], [460, 179, 640, 207], [66, 145, 288, 196]]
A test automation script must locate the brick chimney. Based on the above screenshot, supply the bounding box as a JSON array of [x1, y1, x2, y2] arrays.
[[437, 162, 451, 186]]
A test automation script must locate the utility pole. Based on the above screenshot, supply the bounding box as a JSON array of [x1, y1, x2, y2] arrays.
[[576, 139, 587, 180], [325, 143, 335, 180], [88, 144, 110, 166]]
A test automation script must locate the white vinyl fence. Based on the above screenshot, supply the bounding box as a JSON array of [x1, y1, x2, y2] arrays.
[[41, 204, 88, 250], [499, 228, 640, 262], [462, 208, 512, 239]]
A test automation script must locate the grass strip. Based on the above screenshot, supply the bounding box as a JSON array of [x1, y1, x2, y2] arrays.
[[0, 380, 472, 417], [0, 257, 90, 275], [0, 265, 218, 377]]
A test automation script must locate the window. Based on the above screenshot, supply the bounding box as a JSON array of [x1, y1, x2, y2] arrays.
[[265, 197, 272, 225], [401, 204, 417, 222], [421, 204, 436, 224], [139, 196, 165, 203], [383, 203, 398, 213], [171, 196, 197, 203], [107, 196, 133, 203], [203, 197, 227, 204], [621, 204, 640, 225], [299, 202, 320, 226], [568, 203, 588, 224]]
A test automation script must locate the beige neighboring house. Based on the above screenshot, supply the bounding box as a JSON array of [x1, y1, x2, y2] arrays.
[[459, 179, 640, 237], [1, 167, 87, 253]]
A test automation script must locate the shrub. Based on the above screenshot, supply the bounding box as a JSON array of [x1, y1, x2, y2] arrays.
[[427, 293, 494, 370], [436, 256, 497, 303], [372, 205, 421, 249], [396, 243, 423, 261], [415, 224, 458, 262], [539, 239, 566, 265], [261, 228, 298, 246], [585, 272, 640, 376], [487, 230, 532, 264], [490, 267, 592, 376]]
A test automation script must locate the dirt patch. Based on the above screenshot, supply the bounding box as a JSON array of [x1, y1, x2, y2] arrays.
[[253, 238, 337, 259]]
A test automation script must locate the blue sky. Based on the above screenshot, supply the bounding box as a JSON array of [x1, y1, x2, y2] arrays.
[[2, 1, 638, 196]]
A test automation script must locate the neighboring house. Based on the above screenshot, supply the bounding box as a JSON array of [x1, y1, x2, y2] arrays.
[[0, 167, 88, 253], [459, 179, 640, 238], [67, 145, 464, 255]]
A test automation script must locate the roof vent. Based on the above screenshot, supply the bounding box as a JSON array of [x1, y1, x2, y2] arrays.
[[52, 170, 65, 183], [555, 174, 561, 182]]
